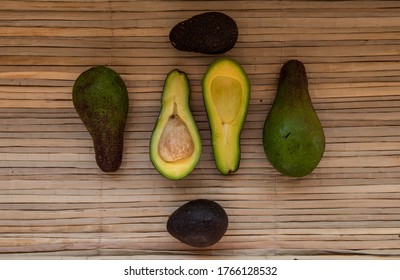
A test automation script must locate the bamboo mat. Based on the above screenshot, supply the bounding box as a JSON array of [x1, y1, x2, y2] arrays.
[[1, 0, 400, 259]]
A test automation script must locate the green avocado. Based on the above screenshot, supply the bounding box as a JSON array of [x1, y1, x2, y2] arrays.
[[150, 69, 202, 180], [263, 60, 325, 177], [169, 12, 238, 54], [72, 66, 129, 172], [202, 58, 250, 175], [167, 199, 229, 248]]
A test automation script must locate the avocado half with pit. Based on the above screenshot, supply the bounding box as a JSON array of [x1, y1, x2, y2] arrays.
[[150, 69, 202, 180], [202, 58, 250, 175]]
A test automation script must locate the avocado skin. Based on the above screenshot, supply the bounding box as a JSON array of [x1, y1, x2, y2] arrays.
[[73, 66, 129, 172], [169, 12, 238, 54], [263, 60, 325, 177], [167, 199, 228, 248]]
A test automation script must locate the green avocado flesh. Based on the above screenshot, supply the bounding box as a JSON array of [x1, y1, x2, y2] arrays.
[[202, 58, 250, 175], [72, 66, 129, 172], [167, 199, 228, 248], [150, 69, 202, 180], [263, 60, 325, 177]]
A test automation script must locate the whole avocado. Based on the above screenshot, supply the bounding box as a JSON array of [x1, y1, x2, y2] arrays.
[[72, 66, 129, 172], [263, 60, 325, 177], [167, 199, 228, 248], [169, 12, 238, 54]]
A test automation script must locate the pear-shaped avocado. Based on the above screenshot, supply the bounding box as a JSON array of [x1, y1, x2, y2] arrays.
[[72, 66, 129, 172], [263, 60, 325, 177], [167, 199, 228, 248], [169, 12, 238, 54], [202, 58, 250, 175], [150, 69, 202, 180]]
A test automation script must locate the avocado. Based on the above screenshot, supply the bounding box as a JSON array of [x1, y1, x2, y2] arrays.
[[167, 199, 229, 248], [263, 60, 325, 177], [150, 69, 202, 180], [169, 12, 238, 54], [72, 66, 129, 172], [202, 58, 250, 175]]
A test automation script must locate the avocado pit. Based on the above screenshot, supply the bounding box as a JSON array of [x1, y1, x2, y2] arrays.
[[158, 115, 194, 162]]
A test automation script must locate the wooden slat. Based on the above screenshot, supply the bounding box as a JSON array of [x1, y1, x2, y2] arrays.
[[1, 0, 400, 259]]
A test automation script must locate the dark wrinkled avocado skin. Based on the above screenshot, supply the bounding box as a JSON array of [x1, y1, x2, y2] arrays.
[[169, 12, 238, 54], [73, 66, 129, 172], [167, 199, 229, 248]]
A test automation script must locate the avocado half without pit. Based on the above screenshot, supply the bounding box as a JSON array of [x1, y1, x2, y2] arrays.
[[150, 69, 202, 180], [202, 58, 251, 175]]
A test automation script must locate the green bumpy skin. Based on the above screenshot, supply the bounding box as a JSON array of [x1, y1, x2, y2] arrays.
[[263, 60, 325, 177], [73, 66, 129, 172]]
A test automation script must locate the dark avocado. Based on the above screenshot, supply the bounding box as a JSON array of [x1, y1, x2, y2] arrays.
[[167, 199, 229, 248], [169, 12, 238, 54]]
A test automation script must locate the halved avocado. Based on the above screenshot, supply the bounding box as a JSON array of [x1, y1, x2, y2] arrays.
[[202, 58, 250, 175], [150, 69, 202, 180]]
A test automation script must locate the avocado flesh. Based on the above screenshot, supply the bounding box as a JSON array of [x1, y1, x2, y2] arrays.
[[72, 66, 129, 172], [202, 58, 250, 175], [263, 60, 325, 177], [150, 69, 202, 180]]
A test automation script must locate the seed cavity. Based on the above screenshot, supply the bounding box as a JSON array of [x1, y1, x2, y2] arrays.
[[210, 76, 242, 124], [159, 115, 194, 162]]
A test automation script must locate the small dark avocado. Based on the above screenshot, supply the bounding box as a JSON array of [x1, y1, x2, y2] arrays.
[[72, 66, 129, 172], [167, 199, 228, 248], [169, 12, 238, 54]]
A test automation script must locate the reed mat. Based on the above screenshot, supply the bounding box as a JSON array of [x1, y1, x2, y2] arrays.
[[1, 0, 400, 259]]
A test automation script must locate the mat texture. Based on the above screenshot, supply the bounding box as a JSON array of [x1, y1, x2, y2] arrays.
[[1, 0, 400, 259]]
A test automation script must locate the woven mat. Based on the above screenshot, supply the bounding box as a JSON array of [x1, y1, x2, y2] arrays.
[[1, 1, 400, 259]]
